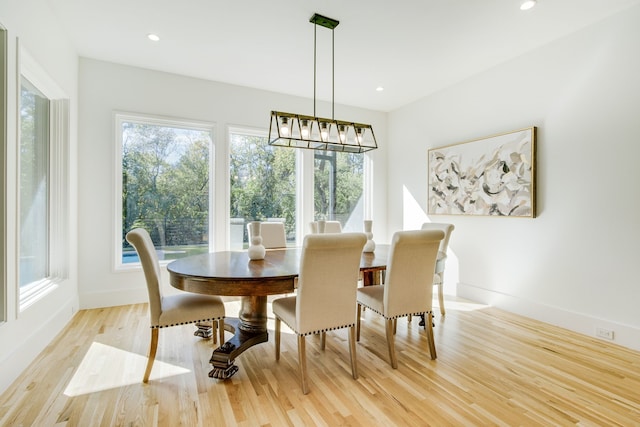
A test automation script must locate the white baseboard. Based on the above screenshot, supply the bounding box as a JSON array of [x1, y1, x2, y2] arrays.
[[457, 282, 640, 352], [79, 288, 148, 309], [0, 301, 74, 393]]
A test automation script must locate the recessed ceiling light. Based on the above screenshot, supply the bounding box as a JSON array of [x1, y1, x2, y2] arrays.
[[376, 86, 384, 92], [147, 33, 160, 42], [520, 0, 537, 10]]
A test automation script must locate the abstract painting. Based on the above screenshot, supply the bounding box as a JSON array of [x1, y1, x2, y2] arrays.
[[428, 127, 536, 217]]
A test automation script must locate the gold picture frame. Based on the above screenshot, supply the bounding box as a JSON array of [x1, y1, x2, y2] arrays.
[[428, 127, 536, 217]]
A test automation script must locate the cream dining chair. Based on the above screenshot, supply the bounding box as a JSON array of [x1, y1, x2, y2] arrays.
[[356, 229, 444, 368], [126, 228, 226, 383], [324, 221, 343, 233], [421, 222, 455, 316], [272, 232, 366, 394], [248, 221, 287, 249]]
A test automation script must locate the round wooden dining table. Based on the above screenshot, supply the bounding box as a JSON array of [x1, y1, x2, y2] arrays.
[[167, 245, 389, 379]]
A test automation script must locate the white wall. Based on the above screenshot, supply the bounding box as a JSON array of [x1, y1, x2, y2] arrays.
[[0, 1, 79, 392], [387, 5, 640, 350], [77, 59, 388, 308]]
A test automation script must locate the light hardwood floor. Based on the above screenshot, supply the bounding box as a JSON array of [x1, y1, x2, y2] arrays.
[[1, 297, 639, 426]]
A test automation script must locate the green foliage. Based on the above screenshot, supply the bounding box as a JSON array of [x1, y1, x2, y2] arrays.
[[122, 125, 364, 250], [230, 134, 296, 240], [314, 152, 363, 223], [122, 122, 210, 248]]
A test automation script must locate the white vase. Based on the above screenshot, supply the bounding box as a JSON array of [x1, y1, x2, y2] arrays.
[[363, 219, 375, 252], [247, 221, 266, 260]]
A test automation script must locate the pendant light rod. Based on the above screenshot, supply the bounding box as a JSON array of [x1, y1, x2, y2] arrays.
[[332, 25, 335, 119], [310, 13, 339, 119], [313, 22, 317, 117]]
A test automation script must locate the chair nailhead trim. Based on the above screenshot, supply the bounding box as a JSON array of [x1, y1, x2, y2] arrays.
[[151, 316, 224, 329], [277, 318, 355, 336], [358, 305, 432, 321]]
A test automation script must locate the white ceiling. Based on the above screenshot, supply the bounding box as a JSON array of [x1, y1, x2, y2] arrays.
[[48, 0, 640, 112]]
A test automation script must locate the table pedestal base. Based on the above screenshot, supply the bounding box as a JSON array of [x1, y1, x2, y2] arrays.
[[361, 268, 385, 286], [208, 296, 269, 379]]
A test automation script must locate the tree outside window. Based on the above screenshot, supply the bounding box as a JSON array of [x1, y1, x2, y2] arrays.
[[229, 130, 296, 248], [118, 120, 367, 261], [314, 151, 364, 230], [121, 119, 212, 263]]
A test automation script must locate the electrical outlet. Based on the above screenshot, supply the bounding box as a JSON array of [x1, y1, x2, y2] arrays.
[[595, 327, 614, 340]]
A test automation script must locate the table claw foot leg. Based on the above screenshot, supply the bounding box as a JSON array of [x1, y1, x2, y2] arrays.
[[219, 342, 236, 353], [208, 363, 239, 379]]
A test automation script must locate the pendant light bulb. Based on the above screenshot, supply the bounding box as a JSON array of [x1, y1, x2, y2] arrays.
[[339, 125, 346, 143], [280, 117, 289, 137], [320, 122, 329, 141]]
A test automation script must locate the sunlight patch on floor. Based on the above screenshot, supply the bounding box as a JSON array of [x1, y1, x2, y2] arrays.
[[63, 342, 190, 396]]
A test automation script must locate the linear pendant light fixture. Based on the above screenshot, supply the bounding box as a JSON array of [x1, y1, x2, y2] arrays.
[[268, 13, 378, 153]]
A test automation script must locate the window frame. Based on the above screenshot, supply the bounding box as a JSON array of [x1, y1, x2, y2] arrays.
[[17, 45, 70, 312], [113, 112, 216, 270]]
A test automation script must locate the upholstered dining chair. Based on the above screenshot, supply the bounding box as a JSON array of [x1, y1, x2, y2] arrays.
[[248, 221, 287, 249], [272, 232, 366, 394], [324, 221, 342, 233], [421, 222, 455, 316], [126, 228, 226, 383], [356, 229, 444, 368]]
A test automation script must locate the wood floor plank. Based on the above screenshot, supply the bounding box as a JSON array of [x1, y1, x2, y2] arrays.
[[2, 298, 639, 426]]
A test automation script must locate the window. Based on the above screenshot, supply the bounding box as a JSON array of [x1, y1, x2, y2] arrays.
[[19, 79, 49, 286], [314, 151, 364, 230], [117, 114, 214, 267], [229, 127, 297, 248], [119, 122, 370, 258], [18, 47, 70, 310]]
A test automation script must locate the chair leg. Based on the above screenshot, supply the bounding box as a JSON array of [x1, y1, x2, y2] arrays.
[[218, 318, 225, 347], [424, 311, 437, 360], [143, 328, 159, 383], [212, 320, 217, 345], [438, 283, 446, 315], [393, 318, 397, 335], [348, 325, 358, 380], [356, 304, 362, 342], [275, 317, 281, 361], [298, 335, 309, 394], [320, 331, 326, 350], [385, 318, 398, 369]]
